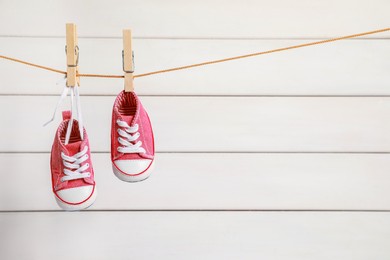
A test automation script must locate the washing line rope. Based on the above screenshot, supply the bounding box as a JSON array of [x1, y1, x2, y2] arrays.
[[1, 27, 389, 79]]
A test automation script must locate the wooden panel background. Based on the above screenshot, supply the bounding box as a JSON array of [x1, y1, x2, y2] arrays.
[[1, 0, 389, 259]]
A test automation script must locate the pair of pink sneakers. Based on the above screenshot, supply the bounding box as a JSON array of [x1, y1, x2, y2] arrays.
[[50, 91, 155, 211]]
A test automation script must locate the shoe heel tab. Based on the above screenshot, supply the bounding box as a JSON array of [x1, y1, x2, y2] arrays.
[[62, 111, 71, 120]]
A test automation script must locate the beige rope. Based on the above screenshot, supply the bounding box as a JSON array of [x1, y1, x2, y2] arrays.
[[0, 55, 67, 75], [1, 27, 389, 79]]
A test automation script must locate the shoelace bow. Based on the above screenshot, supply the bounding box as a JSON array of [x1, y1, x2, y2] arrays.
[[61, 146, 91, 182], [44, 76, 84, 145], [117, 120, 146, 154]]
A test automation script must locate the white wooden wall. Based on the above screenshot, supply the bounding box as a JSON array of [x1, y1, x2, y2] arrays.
[[1, 0, 390, 259]]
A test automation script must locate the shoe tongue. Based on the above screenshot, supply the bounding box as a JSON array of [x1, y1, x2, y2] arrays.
[[121, 115, 134, 126], [64, 141, 82, 156]]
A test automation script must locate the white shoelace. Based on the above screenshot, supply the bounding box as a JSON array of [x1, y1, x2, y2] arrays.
[[117, 120, 146, 154], [44, 76, 84, 145], [61, 146, 91, 182]]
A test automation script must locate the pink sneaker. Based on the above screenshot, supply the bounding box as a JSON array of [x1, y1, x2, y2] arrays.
[[111, 91, 155, 182], [50, 111, 97, 210]]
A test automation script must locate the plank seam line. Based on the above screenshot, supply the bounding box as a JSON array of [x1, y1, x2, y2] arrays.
[[2, 209, 390, 213], [2, 35, 390, 40], [1, 151, 390, 154], [2, 94, 390, 98]]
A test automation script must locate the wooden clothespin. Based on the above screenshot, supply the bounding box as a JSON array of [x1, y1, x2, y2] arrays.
[[122, 29, 134, 92], [66, 23, 79, 87]]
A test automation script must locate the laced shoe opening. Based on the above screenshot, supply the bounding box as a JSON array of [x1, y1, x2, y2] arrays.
[[119, 107, 136, 116], [60, 120, 82, 144], [118, 91, 137, 116]]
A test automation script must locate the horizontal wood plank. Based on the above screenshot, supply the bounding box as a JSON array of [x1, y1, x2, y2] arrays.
[[1, 212, 390, 259], [0, 96, 389, 152], [1, 153, 390, 210], [2, 3, 390, 256], [1, 37, 390, 95], [1, 0, 390, 38]]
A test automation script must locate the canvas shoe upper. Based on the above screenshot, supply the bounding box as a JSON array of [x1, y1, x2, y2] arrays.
[[50, 111, 97, 210], [111, 91, 155, 182]]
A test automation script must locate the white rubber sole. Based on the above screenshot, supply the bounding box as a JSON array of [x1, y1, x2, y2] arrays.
[[112, 160, 155, 182], [54, 187, 97, 211]]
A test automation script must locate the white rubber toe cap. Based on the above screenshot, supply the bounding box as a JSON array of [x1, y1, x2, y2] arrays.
[[113, 159, 154, 182], [113, 159, 152, 175], [56, 185, 94, 205]]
